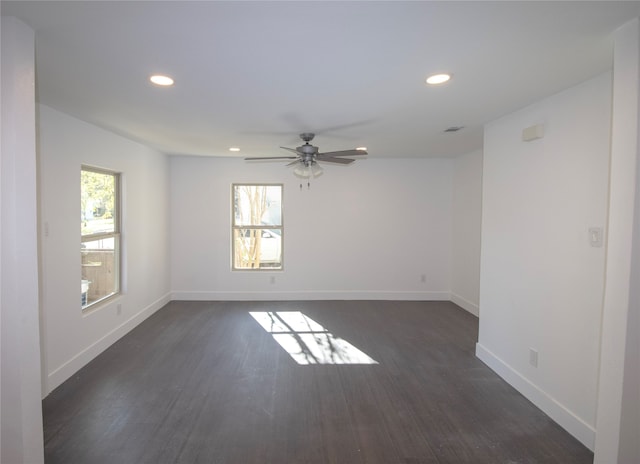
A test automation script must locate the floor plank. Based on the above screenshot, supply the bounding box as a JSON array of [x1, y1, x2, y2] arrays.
[[43, 300, 594, 464]]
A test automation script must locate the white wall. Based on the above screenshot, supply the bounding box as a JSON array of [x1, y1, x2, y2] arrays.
[[1, 17, 45, 464], [595, 18, 640, 464], [171, 156, 453, 300], [451, 149, 482, 315], [38, 105, 171, 394], [619, 213, 640, 462], [477, 72, 612, 449]]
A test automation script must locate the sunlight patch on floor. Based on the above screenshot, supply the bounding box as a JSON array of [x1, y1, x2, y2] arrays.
[[249, 311, 378, 365]]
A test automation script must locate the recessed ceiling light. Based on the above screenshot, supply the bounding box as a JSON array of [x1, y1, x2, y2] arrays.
[[149, 75, 174, 86], [229, 147, 241, 152], [426, 73, 452, 85]]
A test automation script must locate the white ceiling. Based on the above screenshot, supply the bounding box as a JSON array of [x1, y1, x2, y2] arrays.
[[3, 1, 640, 159]]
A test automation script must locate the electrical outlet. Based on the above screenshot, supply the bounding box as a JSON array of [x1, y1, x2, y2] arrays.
[[420, 274, 426, 283], [270, 276, 276, 285], [117, 304, 122, 315], [589, 227, 603, 247], [529, 348, 538, 368]]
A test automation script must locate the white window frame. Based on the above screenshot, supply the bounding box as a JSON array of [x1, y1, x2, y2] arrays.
[[231, 183, 283, 271], [81, 166, 121, 310]]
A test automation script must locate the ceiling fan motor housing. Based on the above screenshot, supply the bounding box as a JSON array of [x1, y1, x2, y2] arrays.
[[298, 143, 319, 156], [297, 135, 319, 165]]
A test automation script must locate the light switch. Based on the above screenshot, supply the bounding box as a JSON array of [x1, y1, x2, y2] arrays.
[[589, 227, 603, 247]]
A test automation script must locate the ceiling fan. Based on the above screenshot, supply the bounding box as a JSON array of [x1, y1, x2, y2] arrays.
[[245, 133, 367, 179]]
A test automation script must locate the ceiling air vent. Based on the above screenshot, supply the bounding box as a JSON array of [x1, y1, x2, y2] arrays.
[[444, 126, 464, 133]]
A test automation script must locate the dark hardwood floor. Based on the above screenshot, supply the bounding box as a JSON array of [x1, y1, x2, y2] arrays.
[[43, 300, 594, 464]]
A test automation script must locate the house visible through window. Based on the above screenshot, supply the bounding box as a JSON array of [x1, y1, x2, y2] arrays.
[[81, 167, 120, 309], [232, 184, 283, 270]]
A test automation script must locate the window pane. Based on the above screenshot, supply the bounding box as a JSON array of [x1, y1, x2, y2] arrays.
[[81, 170, 116, 235], [81, 236, 119, 307], [233, 185, 282, 226], [233, 228, 282, 269]]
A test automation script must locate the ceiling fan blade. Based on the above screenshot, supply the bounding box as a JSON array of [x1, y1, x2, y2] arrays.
[[279, 113, 376, 138], [317, 149, 367, 157], [313, 119, 377, 136], [245, 156, 298, 161], [280, 146, 300, 154], [286, 160, 300, 166], [317, 157, 355, 165]]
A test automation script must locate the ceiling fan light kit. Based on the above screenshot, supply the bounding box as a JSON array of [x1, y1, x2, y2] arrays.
[[293, 162, 323, 179], [245, 132, 367, 186]]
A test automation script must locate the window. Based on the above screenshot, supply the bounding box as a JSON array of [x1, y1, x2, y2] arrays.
[[232, 184, 283, 270], [81, 167, 120, 309]]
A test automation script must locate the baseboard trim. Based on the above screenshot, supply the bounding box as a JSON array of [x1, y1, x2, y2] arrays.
[[450, 293, 479, 316], [46, 292, 171, 395], [170, 290, 451, 301], [475, 342, 596, 451]]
